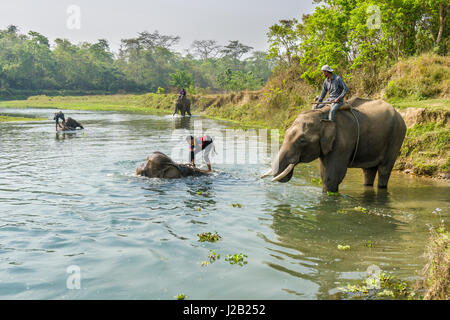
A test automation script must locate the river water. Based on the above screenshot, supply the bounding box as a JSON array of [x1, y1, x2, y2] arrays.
[[0, 108, 448, 299]]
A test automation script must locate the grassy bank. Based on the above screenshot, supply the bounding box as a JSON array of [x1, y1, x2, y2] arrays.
[[0, 94, 176, 115], [0, 115, 46, 122]]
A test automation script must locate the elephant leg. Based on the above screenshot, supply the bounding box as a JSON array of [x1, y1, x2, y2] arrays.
[[187, 105, 191, 116], [320, 160, 348, 193], [377, 163, 394, 189], [363, 167, 378, 186], [173, 105, 178, 115]]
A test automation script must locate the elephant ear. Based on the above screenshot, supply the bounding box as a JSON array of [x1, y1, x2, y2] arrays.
[[320, 121, 336, 155]]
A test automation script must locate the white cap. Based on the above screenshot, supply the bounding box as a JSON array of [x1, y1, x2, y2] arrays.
[[321, 65, 334, 72]]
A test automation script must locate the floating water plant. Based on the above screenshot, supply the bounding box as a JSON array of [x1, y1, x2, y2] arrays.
[[337, 245, 351, 251], [197, 232, 221, 242], [311, 178, 322, 185], [232, 203, 242, 208], [327, 191, 339, 196], [339, 272, 416, 299], [208, 250, 220, 262], [175, 293, 187, 300], [354, 206, 367, 213], [363, 240, 375, 248], [225, 253, 248, 266], [337, 209, 347, 214], [196, 191, 203, 195], [201, 260, 209, 267]]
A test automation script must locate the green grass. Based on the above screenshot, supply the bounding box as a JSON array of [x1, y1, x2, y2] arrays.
[[0, 115, 46, 122], [0, 94, 176, 115], [388, 97, 450, 111]]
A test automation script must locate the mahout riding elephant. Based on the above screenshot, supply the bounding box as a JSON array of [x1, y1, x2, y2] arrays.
[[57, 117, 84, 131], [173, 96, 192, 117], [261, 97, 407, 192], [136, 152, 209, 179]]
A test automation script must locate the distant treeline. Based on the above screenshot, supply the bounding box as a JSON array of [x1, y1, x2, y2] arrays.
[[0, 26, 273, 96]]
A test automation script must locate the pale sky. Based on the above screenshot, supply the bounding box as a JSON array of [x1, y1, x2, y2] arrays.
[[0, 0, 317, 54]]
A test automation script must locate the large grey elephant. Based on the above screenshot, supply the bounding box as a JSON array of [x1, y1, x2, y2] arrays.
[[56, 117, 84, 131], [136, 152, 209, 178], [173, 96, 192, 117], [261, 97, 407, 192]]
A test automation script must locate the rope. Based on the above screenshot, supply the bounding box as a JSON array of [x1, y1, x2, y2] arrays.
[[349, 108, 360, 166]]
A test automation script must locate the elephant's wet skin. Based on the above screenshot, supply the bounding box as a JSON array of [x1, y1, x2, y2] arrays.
[[136, 152, 209, 179], [263, 97, 407, 193], [56, 117, 84, 131]]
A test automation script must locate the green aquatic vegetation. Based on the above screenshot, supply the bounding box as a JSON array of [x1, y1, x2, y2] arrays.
[[311, 178, 322, 185], [363, 241, 375, 248], [326, 191, 339, 196], [225, 253, 248, 266], [197, 232, 221, 243], [232, 203, 242, 208], [377, 289, 395, 298], [354, 206, 367, 213], [337, 209, 347, 214], [337, 245, 351, 251], [341, 284, 369, 295], [208, 250, 220, 263], [175, 293, 187, 300], [339, 272, 416, 300], [196, 191, 203, 195], [201, 260, 209, 267]]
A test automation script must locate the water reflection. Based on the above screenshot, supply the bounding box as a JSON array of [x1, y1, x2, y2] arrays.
[[263, 188, 405, 299]]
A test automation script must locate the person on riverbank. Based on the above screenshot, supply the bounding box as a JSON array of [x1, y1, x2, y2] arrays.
[[54, 111, 65, 130], [313, 65, 348, 121], [186, 135, 215, 172]]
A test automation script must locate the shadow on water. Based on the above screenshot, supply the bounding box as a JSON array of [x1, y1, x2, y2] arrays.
[[261, 188, 405, 299]]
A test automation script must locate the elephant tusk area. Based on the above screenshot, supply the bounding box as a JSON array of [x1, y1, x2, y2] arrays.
[[260, 168, 273, 178], [271, 164, 295, 182]]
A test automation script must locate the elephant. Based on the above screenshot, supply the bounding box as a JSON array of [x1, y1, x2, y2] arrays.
[[261, 97, 407, 192], [56, 117, 84, 131], [173, 96, 192, 117], [136, 152, 209, 179]]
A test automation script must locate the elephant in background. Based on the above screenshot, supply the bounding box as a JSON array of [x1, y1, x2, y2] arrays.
[[136, 152, 209, 179], [173, 96, 192, 117], [57, 117, 84, 131], [262, 97, 407, 192]]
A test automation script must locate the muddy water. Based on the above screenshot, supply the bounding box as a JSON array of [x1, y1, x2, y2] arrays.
[[0, 108, 448, 299]]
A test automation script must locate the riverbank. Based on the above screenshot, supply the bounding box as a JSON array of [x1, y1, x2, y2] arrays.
[[0, 92, 448, 179], [0, 115, 46, 122]]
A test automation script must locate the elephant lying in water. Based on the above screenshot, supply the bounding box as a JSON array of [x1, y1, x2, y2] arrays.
[[136, 152, 209, 178], [57, 117, 84, 131], [262, 97, 407, 192]]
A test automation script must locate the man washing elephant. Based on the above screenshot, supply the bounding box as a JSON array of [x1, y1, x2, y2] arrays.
[[313, 65, 348, 121], [186, 135, 215, 172]]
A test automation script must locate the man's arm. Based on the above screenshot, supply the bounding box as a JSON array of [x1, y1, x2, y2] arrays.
[[317, 81, 328, 103], [336, 77, 348, 102]]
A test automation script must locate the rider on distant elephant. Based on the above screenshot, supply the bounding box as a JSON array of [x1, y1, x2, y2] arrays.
[[179, 88, 187, 99]]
